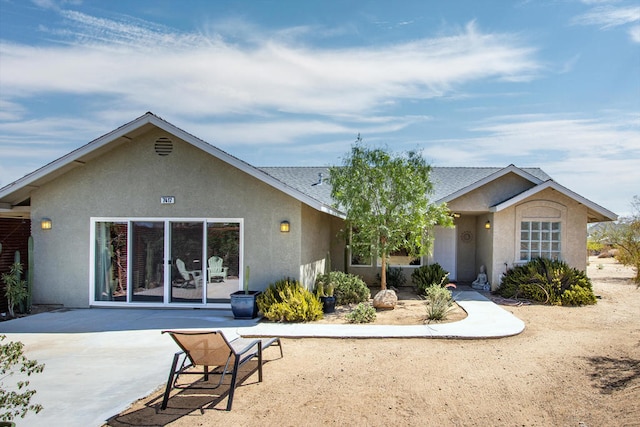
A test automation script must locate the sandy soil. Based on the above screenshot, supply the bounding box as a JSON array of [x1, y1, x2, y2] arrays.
[[314, 286, 468, 325], [106, 257, 639, 427]]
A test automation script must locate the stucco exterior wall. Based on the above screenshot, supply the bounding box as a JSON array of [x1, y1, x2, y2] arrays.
[[448, 173, 536, 212], [30, 128, 309, 307], [476, 213, 494, 285], [489, 188, 589, 288], [299, 203, 334, 290]]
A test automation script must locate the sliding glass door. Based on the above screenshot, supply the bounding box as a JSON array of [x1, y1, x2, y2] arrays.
[[131, 221, 165, 303], [170, 221, 204, 303], [92, 218, 242, 306]]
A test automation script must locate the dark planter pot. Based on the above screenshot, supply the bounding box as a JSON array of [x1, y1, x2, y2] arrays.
[[230, 291, 261, 319], [320, 296, 336, 313]]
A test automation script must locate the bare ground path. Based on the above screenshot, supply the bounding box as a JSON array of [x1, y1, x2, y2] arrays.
[[107, 257, 639, 427]]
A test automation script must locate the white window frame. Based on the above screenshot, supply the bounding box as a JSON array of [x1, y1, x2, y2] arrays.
[[518, 220, 561, 262], [89, 217, 243, 308]]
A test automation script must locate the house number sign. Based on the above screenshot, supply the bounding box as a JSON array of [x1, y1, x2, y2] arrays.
[[160, 196, 175, 204]]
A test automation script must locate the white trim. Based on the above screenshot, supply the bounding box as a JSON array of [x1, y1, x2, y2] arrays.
[[490, 180, 617, 221]]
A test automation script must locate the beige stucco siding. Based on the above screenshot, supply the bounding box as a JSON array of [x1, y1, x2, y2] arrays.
[[30, 128, 316, 307], [448, 173, 536, 212], [489, 188, 589, 288], [299, 203, 335, 290]]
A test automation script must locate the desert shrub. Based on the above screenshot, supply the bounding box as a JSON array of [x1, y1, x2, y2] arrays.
[[411, 263, 449, 295], [257, 278, 323, 322], [0, 335, 45, 421], [316, 271, 370, 305], [345, 303, 376, 323], [376, 267, 407, 289], [496, 258, 596, 306], [424, 284, 455, 321]]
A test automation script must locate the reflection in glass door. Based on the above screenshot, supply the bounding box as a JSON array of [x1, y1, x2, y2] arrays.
[[131, 221, 165, 303], [92, 218, 242, 306], [170, 222, 204, 303]]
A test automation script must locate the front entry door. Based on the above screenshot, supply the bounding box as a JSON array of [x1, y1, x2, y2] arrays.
[[432, 225, 457, 281]]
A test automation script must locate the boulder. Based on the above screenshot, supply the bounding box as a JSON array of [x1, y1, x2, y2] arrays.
[[372, 289, 398, 310]]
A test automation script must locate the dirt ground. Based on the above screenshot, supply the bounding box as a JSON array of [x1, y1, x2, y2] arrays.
[[106, 257, 639, 426]]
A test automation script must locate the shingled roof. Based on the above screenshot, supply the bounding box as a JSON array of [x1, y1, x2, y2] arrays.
[[259, 166, 552, 206]]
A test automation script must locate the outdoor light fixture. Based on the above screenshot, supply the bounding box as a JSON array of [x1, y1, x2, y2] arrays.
[[280, 220, 290, 233], [41, 218, 52, 230], [485, 220, 491, 230]]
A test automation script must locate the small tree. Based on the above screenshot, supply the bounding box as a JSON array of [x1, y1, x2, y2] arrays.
[[330, 139, 452, 290], [2, 262, 28, 318], [0, 335, 45, 421], [594, 196, 640, 286]]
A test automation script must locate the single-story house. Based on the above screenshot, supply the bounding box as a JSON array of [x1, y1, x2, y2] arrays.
[[0, 112, 617, 309]]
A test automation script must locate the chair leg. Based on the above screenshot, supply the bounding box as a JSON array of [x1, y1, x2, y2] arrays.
[[161, 352, 181, 410], [226, 358, 242, 411], [258, 342, 263, 383]]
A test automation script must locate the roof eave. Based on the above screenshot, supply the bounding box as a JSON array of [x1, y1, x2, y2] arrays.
[[490, 180, 618, 222]]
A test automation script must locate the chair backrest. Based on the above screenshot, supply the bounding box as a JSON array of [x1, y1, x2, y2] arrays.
[[164, 330, 235, 366], [208, 256, 223, 272], [175, 259, 190, 281]]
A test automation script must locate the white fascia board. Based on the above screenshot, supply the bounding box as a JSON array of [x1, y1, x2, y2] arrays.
[[0, 113, 152, 199], [436, 164, 543, 204], [490, 180, 618, 221]]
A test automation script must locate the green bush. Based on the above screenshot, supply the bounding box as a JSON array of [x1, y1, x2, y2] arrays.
[[411, 263, 449, 295], [257, 278, 323, 322], [496, 258, 596, 306], [424, 284, 454, 321], [345, 303, 377, 323], [315, 271, 370, 306], [376, 267, 407, 289]]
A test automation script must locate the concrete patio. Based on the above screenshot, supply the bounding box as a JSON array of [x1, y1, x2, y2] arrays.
[[0, 290, 524, 427]]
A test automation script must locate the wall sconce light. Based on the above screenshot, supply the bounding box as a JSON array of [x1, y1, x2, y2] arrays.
[[485, 220, 491, 230], [41, 218, 52, 230], [280, 220, 290, 233]]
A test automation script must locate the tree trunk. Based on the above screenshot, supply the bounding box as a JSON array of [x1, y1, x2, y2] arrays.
[[380, 252, 387, 290]]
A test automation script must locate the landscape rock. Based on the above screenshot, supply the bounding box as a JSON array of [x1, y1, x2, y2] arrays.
[[372, 289, 398, 310]]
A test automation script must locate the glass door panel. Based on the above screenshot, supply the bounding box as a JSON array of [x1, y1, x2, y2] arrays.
[[94, 222, 128, 302], [170, 221, 204, 303], [131, 221, 165, 303], [206, 222, 240, 303]]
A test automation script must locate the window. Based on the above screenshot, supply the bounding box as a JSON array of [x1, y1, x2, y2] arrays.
[[348, 228, 421, 267], [381, 247, 421, 267], [350, 243, 373, 266], [519, 221, 561, 261]]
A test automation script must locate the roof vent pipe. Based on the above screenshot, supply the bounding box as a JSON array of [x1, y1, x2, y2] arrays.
[[313, 173, 324, 186]]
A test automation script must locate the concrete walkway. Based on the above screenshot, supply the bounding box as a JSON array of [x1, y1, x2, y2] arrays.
[[0, 291, 523, 427]]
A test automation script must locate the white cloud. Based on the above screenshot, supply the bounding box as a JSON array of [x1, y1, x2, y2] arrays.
[[630, 25, 640, 42], [0, 12, 540, 118], [572, 5, 640, 29]]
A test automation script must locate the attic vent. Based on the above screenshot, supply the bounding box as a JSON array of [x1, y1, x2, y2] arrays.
[[154, 137, 173, 156]]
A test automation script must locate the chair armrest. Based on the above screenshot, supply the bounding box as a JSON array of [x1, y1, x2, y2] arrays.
[[229, 338, 261, 357]]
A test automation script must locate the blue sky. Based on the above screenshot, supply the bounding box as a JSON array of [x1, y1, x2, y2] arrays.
[[0, 0, 638, 216]]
